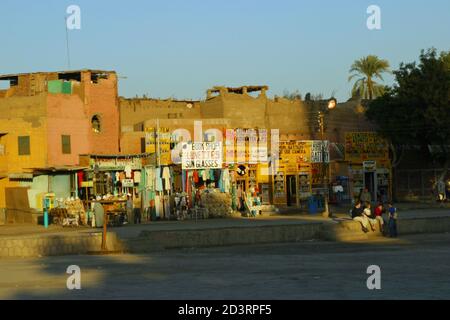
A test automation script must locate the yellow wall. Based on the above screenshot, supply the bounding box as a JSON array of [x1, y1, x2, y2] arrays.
[[0, 93, 48, 207]]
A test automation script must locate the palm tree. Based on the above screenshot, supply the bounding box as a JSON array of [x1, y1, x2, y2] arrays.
[[349, 55, 390, 100]]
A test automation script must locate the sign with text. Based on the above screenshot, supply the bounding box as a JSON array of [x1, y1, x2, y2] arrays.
[[363, 160, 377, 172], [145, 127, 172, 165], [311, 141, 330, 163], [182, 142, 223, 169], [121, 179, 134, 187], [345, 132, 389, 162], [91, 157, 142, 170], [279, 141, 311, 164]]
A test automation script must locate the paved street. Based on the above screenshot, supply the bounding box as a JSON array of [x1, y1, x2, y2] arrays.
[[1, 232, 450, 300]]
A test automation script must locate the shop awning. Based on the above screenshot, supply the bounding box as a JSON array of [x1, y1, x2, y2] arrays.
[[8, 173, 34, 180], [26, 166, 89, 174]]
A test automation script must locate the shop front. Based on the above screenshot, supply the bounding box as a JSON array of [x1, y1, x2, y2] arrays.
[[345, 132, 392, 203], [274, 140, 329, 209]]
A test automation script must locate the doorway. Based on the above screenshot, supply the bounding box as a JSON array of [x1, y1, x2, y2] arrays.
[[364, 172, 376, 203], [286, 175, 297, 206]]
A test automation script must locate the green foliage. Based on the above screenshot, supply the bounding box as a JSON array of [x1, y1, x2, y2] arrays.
[[349, 55, 390, 100], [366, 49, 450, 164]]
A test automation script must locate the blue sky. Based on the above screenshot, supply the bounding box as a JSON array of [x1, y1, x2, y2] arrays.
[[0, 0, 449, 101]]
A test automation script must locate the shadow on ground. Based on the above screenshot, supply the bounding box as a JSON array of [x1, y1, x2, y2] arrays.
[[2, 233, 450, 300]]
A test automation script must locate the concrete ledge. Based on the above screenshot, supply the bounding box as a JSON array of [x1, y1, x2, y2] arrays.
[[399, 216, 450, 235], [0, 232, 124, 258], [2, 216, 450, 258], [124, 223, 324, 252]]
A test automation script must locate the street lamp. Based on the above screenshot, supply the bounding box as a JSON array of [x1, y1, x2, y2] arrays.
[[318, 97, 337, 218]]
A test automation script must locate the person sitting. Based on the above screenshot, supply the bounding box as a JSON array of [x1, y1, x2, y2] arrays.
[[352, 201, 370, 233], [363, 202, 377, 232], [374, 202, 385, 232]]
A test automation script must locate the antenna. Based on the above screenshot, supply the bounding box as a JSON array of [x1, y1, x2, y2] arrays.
[[65, 16, 71, 70]]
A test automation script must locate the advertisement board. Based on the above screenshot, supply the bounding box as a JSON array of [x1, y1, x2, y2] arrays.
[[182, 142, 223, 169]]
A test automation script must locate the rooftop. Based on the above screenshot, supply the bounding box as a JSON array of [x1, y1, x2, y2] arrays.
[[0, 69, 116, 81]]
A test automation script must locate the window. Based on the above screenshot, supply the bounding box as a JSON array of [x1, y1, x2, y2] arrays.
[[62, 135, 71, 154], [18, 136, 30, 155], [91, 115, 101, 133], [141, 137, 146, 153]]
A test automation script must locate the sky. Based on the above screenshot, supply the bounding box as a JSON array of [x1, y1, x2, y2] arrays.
[[0, 0, 449, 102]]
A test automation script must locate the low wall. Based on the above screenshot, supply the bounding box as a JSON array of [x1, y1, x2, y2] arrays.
[[125, 223, 324, 252], [0, 231, 123, 258], [2, 216, 450, 258], [399, 216, 450, 234]]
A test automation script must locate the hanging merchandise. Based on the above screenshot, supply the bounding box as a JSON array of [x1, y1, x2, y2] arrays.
[[146, 167, 156, 191], [193, 170, 199, 183], [134, 171, 141, 184], [219, 171, 224, 192], [77, 171, 84, 188], [214, 169, 221, 182], [125, 165, 132, 178], [201, 169, 208, 181], [223, 169, 231, 193], [155, 167, 163, 192], [231, 184, 237, 210], [163, 166, 171, 191], [182, 170, 187, 193]]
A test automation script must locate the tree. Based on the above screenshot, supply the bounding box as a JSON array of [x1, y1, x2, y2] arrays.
[[282, 89, 302, 100], [366, 48, 450, 175], [349, 55, 390, 100]]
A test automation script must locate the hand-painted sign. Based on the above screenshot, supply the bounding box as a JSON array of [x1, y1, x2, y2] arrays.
[[345, 132, 389, 162], [182, 142, 223, 169]]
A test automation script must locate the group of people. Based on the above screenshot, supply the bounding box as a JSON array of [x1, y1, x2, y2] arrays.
[[351, 198, 398, 237]]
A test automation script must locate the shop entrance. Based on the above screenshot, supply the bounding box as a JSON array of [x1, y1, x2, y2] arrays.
[[364, 172, 376, 202], [286, 175, 297, 206]]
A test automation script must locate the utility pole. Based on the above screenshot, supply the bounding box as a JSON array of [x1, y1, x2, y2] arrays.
[[318, 112, 330, 217]]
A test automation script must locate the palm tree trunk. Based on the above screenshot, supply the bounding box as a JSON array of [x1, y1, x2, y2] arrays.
[[367, 77, 373, 100]]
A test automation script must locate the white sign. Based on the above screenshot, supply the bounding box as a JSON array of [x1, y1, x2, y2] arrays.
[[122, 179, 134, 187], [311, 141, 330, 163], [182, 142, 223, 169], [93, 158, 142, 170], [363, 161, 377, 172]]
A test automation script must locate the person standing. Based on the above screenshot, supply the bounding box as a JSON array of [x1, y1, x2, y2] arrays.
[[387, 203, 398, 238], [133, 193, 142, 224], [126, 194, 133, 225], [360, 188, 372, 205]]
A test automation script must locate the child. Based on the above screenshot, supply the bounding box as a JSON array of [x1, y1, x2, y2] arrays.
[[387, 203, 398, 238], [363, 202, 377, 231], [374, 202, 385, 233]]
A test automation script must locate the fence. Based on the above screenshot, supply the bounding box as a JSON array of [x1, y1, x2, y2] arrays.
[[394, 168, 450, 201]]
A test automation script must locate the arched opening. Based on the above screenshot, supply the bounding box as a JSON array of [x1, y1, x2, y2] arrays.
[[91, 115, 101, 133]]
